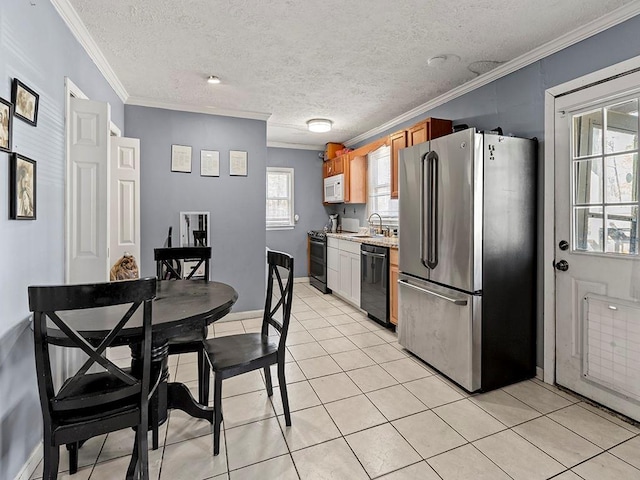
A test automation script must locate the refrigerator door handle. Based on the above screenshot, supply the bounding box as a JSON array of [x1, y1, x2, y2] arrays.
[[425, 151, 439, 269], [420, 152, 428, 268], [398, 279, 467, 305]]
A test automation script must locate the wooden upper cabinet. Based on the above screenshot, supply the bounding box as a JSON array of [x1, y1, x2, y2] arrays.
[[408, 121, 428, 146], [333, 156, 345, 175], [390, 131, 407, 199], [323, 161, 330, 178], [345, 154, 366, 204], [323, 155, 346, 179], [390, 118, 452, 198]]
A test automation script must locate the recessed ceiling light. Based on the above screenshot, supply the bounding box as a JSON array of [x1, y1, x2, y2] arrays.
[[307, 119, 332, 133], [207, 75, 221, 84]]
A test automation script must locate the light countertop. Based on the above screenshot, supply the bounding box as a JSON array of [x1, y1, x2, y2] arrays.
[[326, 232, 398, 249]]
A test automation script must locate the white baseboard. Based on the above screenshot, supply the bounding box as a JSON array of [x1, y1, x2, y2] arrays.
[[219, 310, 263, 322], [536, 366, 544, 381], [14, 443, 42, 480], [294, 277, 310, 284]]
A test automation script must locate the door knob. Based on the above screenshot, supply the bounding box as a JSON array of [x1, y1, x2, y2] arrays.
[[554, 260, 569, 271]]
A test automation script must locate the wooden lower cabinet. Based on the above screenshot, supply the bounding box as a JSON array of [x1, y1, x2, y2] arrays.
[[389, 248, 399, 326]]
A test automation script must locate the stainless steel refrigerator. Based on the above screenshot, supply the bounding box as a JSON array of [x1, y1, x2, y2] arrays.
[[398, 128, 537, 392]]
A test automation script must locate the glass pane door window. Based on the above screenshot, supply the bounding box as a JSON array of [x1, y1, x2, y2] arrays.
[[571, 97, 639, 255]]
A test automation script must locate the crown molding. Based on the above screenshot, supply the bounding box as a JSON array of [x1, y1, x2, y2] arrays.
[[126, 96, 272, 121], [267, 141, 323, 151], [50, 0, 128, 103], [344, 3, 640, 146]]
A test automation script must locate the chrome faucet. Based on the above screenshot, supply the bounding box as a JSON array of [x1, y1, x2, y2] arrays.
[[368, 213, 383, 236]]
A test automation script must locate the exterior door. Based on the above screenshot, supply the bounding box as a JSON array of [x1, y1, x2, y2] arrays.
[[109, 136, 141, 270], [67, 97, 111, 283], [554, 70, 640, 420]]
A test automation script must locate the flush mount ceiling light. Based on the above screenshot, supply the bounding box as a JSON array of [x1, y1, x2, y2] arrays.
[[307, 119, 332, 133], [207, 75, 221, 84]]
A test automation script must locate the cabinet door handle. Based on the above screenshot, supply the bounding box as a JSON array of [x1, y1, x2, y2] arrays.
[[398, 280, 467, 305]]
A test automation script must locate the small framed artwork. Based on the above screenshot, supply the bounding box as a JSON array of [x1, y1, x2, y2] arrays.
[[9, 153, 36, 220], [0, 97, 12, 153], [12, 78, 39, 126], [200, 150, 220, 177], [171, 144, 192, 173], [229, 150, 248, 176]]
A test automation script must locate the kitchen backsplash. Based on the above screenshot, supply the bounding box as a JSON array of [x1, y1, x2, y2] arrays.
[[342, 218, 360, 233]]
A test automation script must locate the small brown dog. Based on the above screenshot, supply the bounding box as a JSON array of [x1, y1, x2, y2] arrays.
[[110, 253, 139, 281]]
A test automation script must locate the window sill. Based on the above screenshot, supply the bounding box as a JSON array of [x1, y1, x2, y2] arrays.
[[267, 225, 295, 231]]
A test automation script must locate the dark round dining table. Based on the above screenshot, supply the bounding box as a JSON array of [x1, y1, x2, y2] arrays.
[[52, 280, 238, 435]]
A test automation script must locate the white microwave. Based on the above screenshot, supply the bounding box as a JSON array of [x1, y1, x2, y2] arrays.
[[324, 174, 344, 203]]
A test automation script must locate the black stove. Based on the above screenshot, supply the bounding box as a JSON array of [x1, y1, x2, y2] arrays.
[[308, 230, 330, 293], [308, 230, 327, 240]]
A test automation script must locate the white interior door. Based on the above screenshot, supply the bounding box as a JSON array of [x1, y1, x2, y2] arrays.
[[109, 136, 141, 270], [67, 97, 111, 284], [554, 70, 640, 420]]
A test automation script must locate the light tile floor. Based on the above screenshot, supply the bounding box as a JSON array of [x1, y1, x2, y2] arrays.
[[31, 283, 640, 480]]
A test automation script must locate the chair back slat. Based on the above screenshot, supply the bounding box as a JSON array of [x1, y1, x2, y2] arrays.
[[262, 251, 294, 351], [45, 310, 138, 390], [154, 246, 211, 281], [28, 278, 156, 312], [29, 278, 156, 417]]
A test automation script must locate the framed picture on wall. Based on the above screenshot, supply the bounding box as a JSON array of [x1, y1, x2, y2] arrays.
[[200, 150, 220, 177], [171, 144, 192, 173], [9, 153, 36, 220], [12, 78, 39, 126], [0, 97, 12, 153], [229, 150, 248, 176]]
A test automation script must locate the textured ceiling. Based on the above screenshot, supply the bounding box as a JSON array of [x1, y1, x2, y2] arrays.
[[68, 0, 636, 148]]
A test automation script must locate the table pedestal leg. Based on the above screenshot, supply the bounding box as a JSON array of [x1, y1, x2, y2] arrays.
[[167, 383, 213, 423], [131, 341, 169, 449], [132, 339, 214, 444]]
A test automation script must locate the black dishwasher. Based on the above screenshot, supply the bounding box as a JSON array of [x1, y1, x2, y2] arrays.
[[360, 244, 389, 326]]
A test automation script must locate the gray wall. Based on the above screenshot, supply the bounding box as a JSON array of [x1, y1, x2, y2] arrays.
[[125, 106, 267, 312], [0, 0, 125, 478], [266, 147, 330, 277], [351, 14, 640, 368]]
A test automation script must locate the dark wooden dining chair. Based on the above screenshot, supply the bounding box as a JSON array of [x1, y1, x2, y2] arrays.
[[28, 278, 157, 480], [204, 250, 294, 455], [193, 230, 206, 246], [154, 246, 211, 280], [153, 245, 212, 445]]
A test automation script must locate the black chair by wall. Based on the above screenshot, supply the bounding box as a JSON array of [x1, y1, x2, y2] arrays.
[[154, 247, 210, 281], [204, 250, 294, 455], [28, 278, 157, 480], [153, 245, 212, 449], [193, 230, 206, 246]]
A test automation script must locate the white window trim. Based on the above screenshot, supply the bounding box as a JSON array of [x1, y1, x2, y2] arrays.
[[367, 145, 398, 225], [266, 167, 295, 230]]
